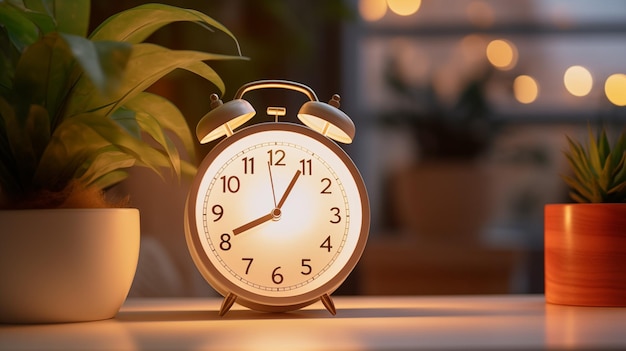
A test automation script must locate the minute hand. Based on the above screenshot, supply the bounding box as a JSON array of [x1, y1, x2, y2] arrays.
[[276, 170, 302, 209]]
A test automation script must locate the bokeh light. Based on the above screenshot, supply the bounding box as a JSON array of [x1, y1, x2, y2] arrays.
[[359, 0, 387, 22], [513, 75, 539, 104], [605, 73, 626, 106], [387, 0, 421, 16], [486, 39, 518, 70], [563, 65, 593, 97]]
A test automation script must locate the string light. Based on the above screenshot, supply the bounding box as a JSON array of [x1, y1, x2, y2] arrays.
[[514, 75, 539, 104], [605, 74, 626, 106], [564, 65, 593, 97], [387, 0, 421, 16], [359, 0, 387, 22]]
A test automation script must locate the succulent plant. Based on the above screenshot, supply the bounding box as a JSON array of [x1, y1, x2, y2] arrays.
[[0, 1, 244, 209], [562, 126, 626, 203]]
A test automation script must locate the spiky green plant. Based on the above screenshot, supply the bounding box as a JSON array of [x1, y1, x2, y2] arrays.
[[563, 126, 626, 203], [0, 1, 245, 208]]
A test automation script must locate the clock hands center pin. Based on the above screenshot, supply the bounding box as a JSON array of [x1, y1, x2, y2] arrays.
[[232, 169, 302, 236]]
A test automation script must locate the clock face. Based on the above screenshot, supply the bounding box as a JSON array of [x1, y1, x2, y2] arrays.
[[185, 123, 369, 309]]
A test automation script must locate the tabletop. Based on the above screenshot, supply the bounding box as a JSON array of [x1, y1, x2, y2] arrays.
[[1, 295, 625, 350]]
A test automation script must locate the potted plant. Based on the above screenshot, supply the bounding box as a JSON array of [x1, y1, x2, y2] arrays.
[[545, 126, 626, 306], [382, 57, 499, 244], [0, 1, 243, 323]]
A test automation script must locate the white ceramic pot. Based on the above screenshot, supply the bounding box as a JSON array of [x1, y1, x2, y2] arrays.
[[0, 208, 140, 323]]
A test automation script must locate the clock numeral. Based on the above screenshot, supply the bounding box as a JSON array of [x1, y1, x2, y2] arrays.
[[268, 149, 286, 166], [330, 207, 341, 224], [242, 157, 254, 174], [321, 178, 332, 194], [301, 259, 312, 275], [220, 175, 240, 193], [272, 266, 284, 284], [320, 235, 333, 252], [220, 233, 231, 251], [242, 258, 254, 274], [211, 205, 224, 222], [299, 159, 312, 175]]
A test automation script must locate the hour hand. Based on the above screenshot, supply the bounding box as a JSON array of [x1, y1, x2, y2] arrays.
[[232, 210, 279, 236]]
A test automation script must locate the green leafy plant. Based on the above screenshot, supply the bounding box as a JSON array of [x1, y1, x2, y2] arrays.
[[563, 126, 626, 203], [0, 1, 245, 209]]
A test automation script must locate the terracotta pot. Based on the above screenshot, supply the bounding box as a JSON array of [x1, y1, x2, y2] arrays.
[[390, 162, 492, 244], [0, 209, 140, 323], [544, 204, 626, 306]]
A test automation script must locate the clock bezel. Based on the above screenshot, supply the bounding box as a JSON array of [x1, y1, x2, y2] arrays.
[[184, 122, 370, 312]]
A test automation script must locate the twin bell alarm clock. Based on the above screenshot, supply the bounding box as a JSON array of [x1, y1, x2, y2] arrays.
[[184, 80, 370, 316]]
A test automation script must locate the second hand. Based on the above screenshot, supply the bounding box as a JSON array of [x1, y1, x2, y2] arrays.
[[268, 161, 277, 208]]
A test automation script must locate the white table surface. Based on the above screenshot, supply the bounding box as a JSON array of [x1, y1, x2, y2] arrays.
[[1, 295, 625, 350]]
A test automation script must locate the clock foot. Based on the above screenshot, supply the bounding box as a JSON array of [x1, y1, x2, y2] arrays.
[[320, 294, 336, 315], [219, 292, 237, 316]]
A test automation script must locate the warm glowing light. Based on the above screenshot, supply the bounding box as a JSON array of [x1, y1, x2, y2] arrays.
[[486, 39, 517, 70], [359, 0, 387, 21], [604, 74, 626, 106], [466, 1, 495, 28], [564, 65, 593, 97], [514, 75, 539, 104], [387, 0, 421, 16]]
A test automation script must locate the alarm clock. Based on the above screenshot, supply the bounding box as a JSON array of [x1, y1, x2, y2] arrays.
[[184, 80, 370, 316]]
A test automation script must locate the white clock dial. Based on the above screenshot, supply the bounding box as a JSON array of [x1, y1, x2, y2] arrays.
[[186, 123, 368, 309]]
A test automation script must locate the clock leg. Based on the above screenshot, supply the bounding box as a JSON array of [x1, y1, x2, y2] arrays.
[[219, 292, 238, 316], [320, 294, 336, 316]]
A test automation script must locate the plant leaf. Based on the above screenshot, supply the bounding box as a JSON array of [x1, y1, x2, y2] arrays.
[[587, 126, 602, 176], [44, 33, 75, 122], [0, 2, 40, 52], [109, 107, 141, 138], [25, 104, 50, 159], [590, 177, 604, 203], [17, 4, 56, 35], [109, 106, 182, 177], [134, 110, 181, 177], [36, 111, 178, 190], [564, 137, 594, 186], [612, 151, 626, 188], [123, 92, 196, 163], [0, 97, 31, 194], [89, 3, 241, 56], [53, 0, 90, 37], [10, 33, 75, 128], [35, 113, 110, 189], [181, 60, 225, 97], [23, 0, 54, 18], [568, 190, 589, 204], [0, 27, 18, 97], [78, 147, 135, 188], [89, 169, 129, 191], [64, 43, 244, 118], [16, 32, 71, 121], [562, 174, 593, 203], [597, 127, 610, 166], [60, 33, 132, 96], [610, 130, 626, 176], [0, 96, 38, 177]]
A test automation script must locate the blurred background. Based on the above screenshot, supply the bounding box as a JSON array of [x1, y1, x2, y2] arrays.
[[91, 0, 626, 297]]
